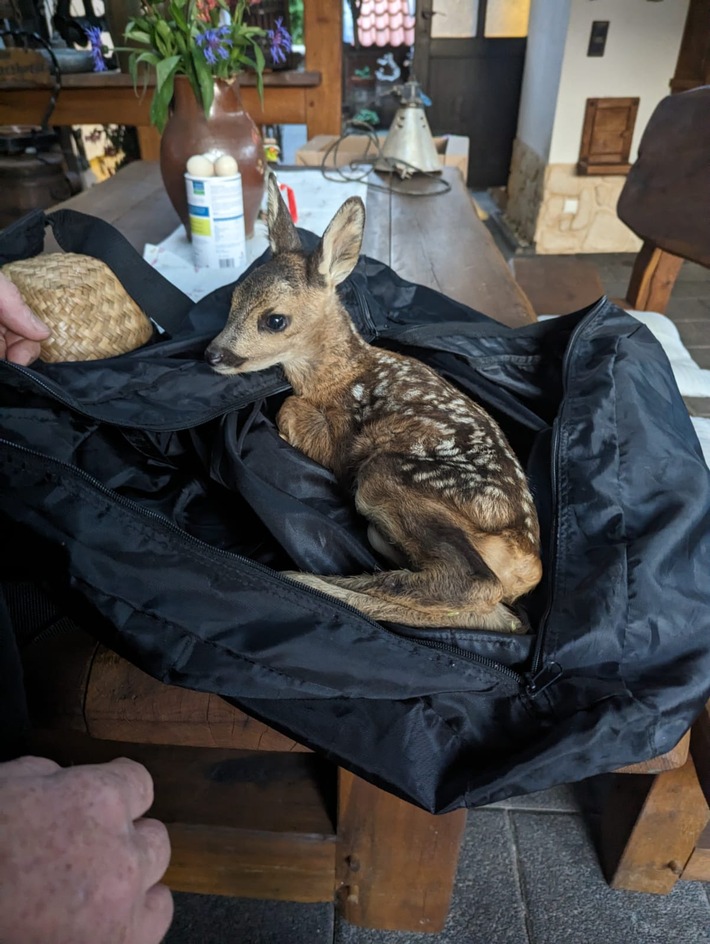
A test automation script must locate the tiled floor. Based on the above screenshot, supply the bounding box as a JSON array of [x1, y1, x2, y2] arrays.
[[164, 242, 710, 943]]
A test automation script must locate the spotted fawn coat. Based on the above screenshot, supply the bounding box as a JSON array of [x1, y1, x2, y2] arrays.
[[205, 176, 542, 632]]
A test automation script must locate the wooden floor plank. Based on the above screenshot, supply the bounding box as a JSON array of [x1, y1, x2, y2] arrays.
[[513, 256, 605, 316]]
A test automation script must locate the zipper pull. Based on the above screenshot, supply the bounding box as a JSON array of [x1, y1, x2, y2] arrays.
[[525, 661, 562, 698]]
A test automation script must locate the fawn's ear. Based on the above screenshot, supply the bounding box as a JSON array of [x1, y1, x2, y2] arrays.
[[266, 174, 301, 254], [310, 197, 365, 287]]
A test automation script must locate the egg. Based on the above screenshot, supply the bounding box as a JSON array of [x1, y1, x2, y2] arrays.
[[186, 154, 215, 177], [214, 155, 239, 177]]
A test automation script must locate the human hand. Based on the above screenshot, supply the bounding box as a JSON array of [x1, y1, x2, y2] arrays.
[[0, 755, 173, 944], [0, 271, 51, 365]]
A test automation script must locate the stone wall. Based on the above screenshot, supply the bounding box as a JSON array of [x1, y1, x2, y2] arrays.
[[533, 165, 642, 254], [505, 137, 643, 254], [505, 138, 546, 246]]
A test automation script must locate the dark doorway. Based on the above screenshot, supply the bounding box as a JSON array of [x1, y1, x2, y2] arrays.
[[414, 0, 529, 188]]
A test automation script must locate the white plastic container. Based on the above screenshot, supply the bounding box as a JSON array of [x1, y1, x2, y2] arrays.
[[185, 171, 247, 272]]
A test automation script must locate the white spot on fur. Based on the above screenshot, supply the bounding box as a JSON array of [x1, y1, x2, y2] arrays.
[[351, 383, 364, 401]]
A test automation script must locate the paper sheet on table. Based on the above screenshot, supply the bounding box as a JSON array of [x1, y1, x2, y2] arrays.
[[142, 169, 370, 303]]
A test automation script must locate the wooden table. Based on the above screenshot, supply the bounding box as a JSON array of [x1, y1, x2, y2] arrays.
[[25, 160, 536, 934], [48, 159, 536, 326]]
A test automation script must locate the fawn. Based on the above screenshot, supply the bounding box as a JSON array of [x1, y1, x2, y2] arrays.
[[205, 176, 542, 633]]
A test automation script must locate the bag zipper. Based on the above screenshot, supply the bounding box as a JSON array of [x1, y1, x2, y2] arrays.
[[526, 308, 599, 692], [3, 362, 290, 432], [1, 438, 523, 690]]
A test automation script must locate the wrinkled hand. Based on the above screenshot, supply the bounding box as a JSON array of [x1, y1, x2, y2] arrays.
[[0, 755, 173, 944], [0, 272, 51, 365]]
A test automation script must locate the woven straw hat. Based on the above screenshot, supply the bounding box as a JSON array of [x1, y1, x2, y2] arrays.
[[2, 253, 154, 363]]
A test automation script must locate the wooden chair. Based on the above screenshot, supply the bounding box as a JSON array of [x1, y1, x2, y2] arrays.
[[617, 86, 710, 315], [598, 86, 710, 893]]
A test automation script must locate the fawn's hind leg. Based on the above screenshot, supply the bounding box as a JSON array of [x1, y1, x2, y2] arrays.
[[284, 549, 525, 633], [283, 459, 529, 632], [285, 569, 524, 632]]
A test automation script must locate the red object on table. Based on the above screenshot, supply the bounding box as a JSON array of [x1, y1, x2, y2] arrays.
[[279, 183, 298, 223]]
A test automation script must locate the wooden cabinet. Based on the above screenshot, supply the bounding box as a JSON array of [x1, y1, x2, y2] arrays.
[[577, 97, 639, 176]]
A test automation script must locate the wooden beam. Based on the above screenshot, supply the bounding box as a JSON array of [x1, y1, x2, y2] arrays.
[[22, 626, 309, 753], [602, 757, 710, 894], [625, 241, 685, 314], [0, 84, 310, 130], [682, 822, 710, 882], [166, 824, 336, 900], [615, 731, 689, 775], [303, 0, 342, 137], [84, 647, 311, 752], [336, 769, 466, 932], [27, 730, 338, 903]]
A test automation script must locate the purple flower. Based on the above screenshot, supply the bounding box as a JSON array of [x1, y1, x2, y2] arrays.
[[196, 25, 232, 65], [267, 17, 292, 66], [85, 25, 107, 72]]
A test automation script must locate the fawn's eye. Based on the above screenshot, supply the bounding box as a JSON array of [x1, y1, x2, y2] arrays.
[[261, 313, 290, 333]]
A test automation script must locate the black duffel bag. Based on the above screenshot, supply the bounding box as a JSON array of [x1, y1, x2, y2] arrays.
[[1, 207, 709, 813]]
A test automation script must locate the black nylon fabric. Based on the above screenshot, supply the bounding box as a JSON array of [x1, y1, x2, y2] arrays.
[[1, 209, 710, 812]]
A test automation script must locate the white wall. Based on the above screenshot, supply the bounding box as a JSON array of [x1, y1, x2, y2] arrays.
[[549, 0, 689, 164], [432, 0, 478, 38], [515, 0, 571, 161]]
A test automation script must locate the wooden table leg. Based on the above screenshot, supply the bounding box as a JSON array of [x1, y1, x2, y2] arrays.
[[602, 755, 710, 893], [336, 769, 466, 933], [136, 126, 161, 162]]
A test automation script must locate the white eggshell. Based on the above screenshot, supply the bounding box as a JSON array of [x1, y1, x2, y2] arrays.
[[186, 155, 215, 177], [214, 155, 239, 177]]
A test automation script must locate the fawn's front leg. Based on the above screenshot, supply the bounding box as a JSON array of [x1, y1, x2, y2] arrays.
[[276, 396, 338, 470]]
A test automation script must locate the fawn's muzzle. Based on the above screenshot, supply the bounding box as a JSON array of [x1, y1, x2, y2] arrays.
[[204, 346, 248, 369]]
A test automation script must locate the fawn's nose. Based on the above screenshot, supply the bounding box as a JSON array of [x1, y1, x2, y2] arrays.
[[205, 346, 224, 366], [205, 346, 249, 369]]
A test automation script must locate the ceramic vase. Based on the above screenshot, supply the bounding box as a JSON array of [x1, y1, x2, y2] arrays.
[[159, 75, 265, 238]]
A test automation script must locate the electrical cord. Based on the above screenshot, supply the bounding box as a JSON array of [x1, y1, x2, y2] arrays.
[[319, 121, 452, 197]]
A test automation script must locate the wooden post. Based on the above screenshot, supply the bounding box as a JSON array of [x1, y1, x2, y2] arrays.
[[303, 0, 342, 138], [625, 240, 685, 313], [602, 756, 710, 894], [136, 126, 161, 161], [336, 769, 466, 932]]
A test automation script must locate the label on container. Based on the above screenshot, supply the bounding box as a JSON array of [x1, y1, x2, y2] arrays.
[[185, 173, 247, 271]]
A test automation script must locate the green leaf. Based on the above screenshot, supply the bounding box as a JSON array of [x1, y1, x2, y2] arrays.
[[154, 19, 175, 57], [123, 28, 152, 45], [192, 49, 215, 116], [128, 50, 159, 99], [170, 0, 188, 33], [155, 54, 181, 94], [150, 62, 178, 132], [253, 42, 265, 74]]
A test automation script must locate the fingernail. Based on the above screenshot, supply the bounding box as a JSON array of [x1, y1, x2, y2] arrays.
[[27, 308, 47, 329]]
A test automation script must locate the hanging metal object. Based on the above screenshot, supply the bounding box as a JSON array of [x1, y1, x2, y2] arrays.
[[375, 78, 441, 179]]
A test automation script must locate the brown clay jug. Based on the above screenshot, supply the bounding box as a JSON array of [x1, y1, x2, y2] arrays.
[[159, 75, 265, 238]]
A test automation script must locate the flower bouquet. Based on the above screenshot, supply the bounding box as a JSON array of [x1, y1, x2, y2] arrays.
[[124, 0, 292, 131]]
